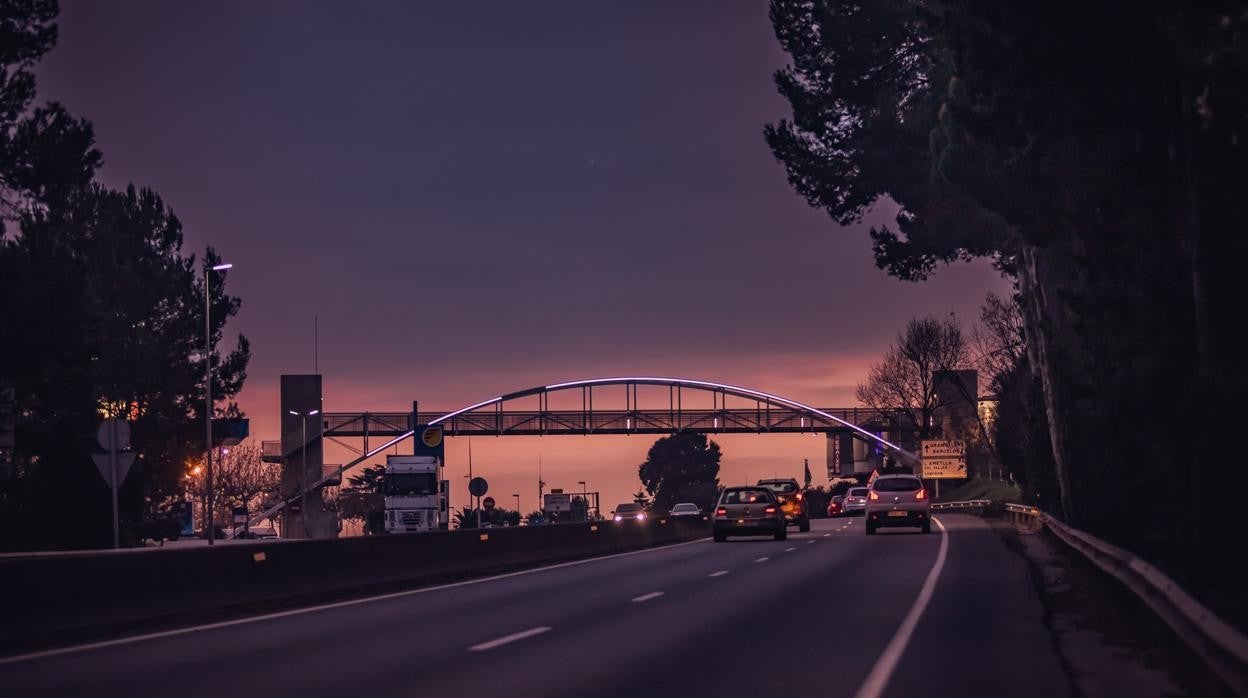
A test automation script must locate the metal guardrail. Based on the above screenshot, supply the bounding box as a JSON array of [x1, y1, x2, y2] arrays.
[[930, 499, 992, 510], [1038, 513, 1248, 694], [935, 499, 1247, 691]]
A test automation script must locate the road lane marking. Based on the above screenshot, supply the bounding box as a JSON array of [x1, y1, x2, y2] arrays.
[[469, 626, 551, 651], [0, 536, 712, 666], [854, 517, 949, 698], [754, 557, 769, 563], [631, 591, 664, 603], [785, 547, 796, 552], [708, 570, 730, 577], [806, 540, 816, 544], [823, 533, 831, 537]]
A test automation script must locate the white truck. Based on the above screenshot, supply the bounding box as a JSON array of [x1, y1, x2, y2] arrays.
[[384, 455, 449, 533]]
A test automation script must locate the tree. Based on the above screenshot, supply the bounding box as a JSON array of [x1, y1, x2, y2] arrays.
[[637, 432, 721, 514], [337, 465, 385, 524], [0, 3, 249, 549], [767, 1, 1248, 599], [856, 315, 970, 440]]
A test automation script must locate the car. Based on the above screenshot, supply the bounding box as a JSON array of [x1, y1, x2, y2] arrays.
[[757, 477, 811, 532], [612, 502, 648, 522], [865, 474, 931, 534], [668, 502, 702, 518], [826, 495, 844, 517], [842, 486, 869, 516], [235, 525, 278, 539], [712, 486, 786, 542]]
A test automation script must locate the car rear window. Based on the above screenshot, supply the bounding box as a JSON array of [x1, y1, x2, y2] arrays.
[[848, 487, 868, 497], [760, 481, 798, 494], [873, 478, 922, 492], [722, 489, 772, 504]]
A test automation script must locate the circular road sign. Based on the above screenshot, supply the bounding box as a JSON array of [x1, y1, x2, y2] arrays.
[[482, 496, 496, 510], [421, 426, 443, 448], [97, 419, 131, 451], [468, 477, 488, 497]]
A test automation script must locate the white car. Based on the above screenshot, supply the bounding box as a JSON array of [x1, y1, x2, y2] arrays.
[[668, 503, 702, 518], [865, 474, 931, 534], [842, 486, 870, 516]]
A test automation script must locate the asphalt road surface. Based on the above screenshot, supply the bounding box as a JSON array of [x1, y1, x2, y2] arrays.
[[0, 514, 1069, 697]]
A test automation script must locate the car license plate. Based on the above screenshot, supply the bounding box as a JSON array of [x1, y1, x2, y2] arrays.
[[888, 510, 908, 517]]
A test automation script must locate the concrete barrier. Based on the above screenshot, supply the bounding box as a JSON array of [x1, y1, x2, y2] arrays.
[[0, 517, 709, 652]]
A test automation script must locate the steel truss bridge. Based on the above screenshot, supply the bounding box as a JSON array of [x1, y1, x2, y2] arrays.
[[248, 377, 918, 531]]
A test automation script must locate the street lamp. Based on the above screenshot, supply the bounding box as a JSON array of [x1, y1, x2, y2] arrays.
[[205, 261, 232, 545], [289, 408, 320, 537]]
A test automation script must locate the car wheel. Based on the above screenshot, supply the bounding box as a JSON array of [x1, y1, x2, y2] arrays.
[[799, 517, 811, 533], [713, 532, 727, 542], [866, 522, 876, 535], [921, 522, 931, 534], [774, 524, 787, 541]]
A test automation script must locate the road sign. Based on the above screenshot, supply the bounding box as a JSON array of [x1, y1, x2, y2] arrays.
[[482, 496, 496, 510], [232, 506, 248, 524], [91, 452, 137, 488], [543, 492, 571, 512], [921, 439, 967, 479], [96, 419, 131, 451], [468, 476, 488, 497]]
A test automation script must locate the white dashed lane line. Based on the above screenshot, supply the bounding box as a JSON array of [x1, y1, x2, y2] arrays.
[[784, 547, 796, 552], [708, 570, 730, 578], [469, 626, 552, 652], [631, 591, 664, 603], [754, 557, 769, 563]]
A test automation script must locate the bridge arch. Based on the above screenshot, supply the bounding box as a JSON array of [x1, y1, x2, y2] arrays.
[[427, 377, 915, 463]]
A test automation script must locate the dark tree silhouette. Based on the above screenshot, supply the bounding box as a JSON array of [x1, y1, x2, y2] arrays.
[[637, 432, 721, 515]]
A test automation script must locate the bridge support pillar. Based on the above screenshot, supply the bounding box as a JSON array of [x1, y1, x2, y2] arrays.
[[280, 374, 337, 539]]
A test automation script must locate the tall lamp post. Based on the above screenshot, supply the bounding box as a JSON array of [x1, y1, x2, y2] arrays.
[[289, 409, 320, 537], [205, 262, 232, 545]]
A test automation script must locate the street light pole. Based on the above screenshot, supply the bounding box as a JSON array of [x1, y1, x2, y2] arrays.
[[205, 261, 232, 545], [512, 493, 520, 519], [289, 409, 319, 538]]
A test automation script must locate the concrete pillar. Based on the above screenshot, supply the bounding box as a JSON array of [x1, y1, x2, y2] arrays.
[[280, 375, 337, 539]]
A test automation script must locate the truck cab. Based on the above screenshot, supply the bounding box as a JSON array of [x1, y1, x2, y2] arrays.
[[384, 455, 449, 533]]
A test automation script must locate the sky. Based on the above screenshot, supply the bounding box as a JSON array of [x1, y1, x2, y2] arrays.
[[36, 1, 1009, 515]]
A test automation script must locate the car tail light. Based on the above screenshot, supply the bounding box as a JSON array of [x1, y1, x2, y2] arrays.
[[764, 506, 777, 514], [716, 507, 727, 517], [868, 490, 879, 500], [915, 488, 927, 500], [796, 492, 803, 501]]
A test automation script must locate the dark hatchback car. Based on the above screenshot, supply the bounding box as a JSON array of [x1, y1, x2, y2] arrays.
[[712, 487, 786, 542]]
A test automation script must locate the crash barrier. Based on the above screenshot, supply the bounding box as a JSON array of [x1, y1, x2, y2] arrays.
[[930, 499, 992, 511], [1040, 513, 1248, 695], [0, 517, 709, 653], [1003, 502, 1041, 525]]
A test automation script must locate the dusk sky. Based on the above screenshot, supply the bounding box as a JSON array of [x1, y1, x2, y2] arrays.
[[37, 1, 1008, 513]]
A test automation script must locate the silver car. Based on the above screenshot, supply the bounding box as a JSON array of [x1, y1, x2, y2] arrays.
[[842, 486, 869, 516], [865, 475, 931, 534]]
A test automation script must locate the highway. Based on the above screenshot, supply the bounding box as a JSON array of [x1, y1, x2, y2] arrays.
[[0, 514, 1069, 697]]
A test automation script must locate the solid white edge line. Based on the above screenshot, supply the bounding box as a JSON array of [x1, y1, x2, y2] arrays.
[[853, 516, 949, 698], [469, 626, 551, 651], [708, 570, 729, 577], [631, 591, 665, 603], [0, 536, 711, 667]]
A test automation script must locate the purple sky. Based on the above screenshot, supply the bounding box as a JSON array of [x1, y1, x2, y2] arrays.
[[37, 1, 1008, 512]]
